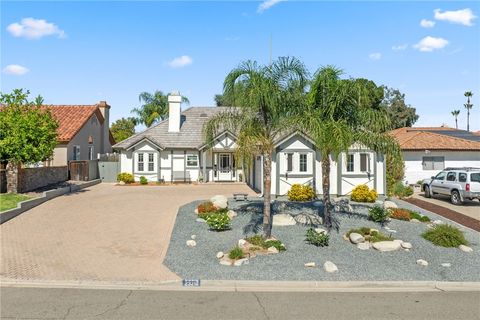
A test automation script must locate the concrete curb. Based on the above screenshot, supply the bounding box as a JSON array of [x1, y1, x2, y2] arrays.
[[1, 278, 479, 292], [0, 179, 101, 224]]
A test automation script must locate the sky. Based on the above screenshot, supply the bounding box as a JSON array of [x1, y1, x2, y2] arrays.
[[2, 1, 479, 131]]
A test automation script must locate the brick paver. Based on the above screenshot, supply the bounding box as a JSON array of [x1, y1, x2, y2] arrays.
[[0, 183, 257, 282]]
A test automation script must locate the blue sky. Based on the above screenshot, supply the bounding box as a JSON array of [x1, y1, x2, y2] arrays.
[[2, 1, 479, 131]]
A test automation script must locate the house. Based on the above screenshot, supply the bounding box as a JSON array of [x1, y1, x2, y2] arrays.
[[44, 101, 114, 166], [113, 93, 386, 196], [390, 127, 480, 184]]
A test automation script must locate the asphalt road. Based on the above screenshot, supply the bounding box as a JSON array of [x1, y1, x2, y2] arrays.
[[1, 287, 480, 320]]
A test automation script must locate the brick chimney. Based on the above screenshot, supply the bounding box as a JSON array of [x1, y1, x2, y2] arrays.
[[168, 92, 182, 133]]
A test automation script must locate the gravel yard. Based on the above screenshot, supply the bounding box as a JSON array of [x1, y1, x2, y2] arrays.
[[164, 199, 480, 281]]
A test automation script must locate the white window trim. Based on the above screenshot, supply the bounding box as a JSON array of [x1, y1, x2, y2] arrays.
[[186, 154, 199, 167], [360, 153, 371, 173], [299, 153, 308, 172], [135, 151, 157, 173], [346, 154, 355, 172]]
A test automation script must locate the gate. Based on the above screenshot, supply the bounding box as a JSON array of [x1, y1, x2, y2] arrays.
[[69, 161, 89, 181], [98, 154, 120, 182]]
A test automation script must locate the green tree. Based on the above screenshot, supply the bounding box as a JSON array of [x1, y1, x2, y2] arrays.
[[451, 110, 460, 129], [214, 82, 249, 106], [297, 66, 400, 229], [110, 117, 136, 142], [132, 91, 189, 127], [205, 57, 309, 238], [464, 91, 473, 132], [381, 87, 419, 129], [0, 89, 59, 193]]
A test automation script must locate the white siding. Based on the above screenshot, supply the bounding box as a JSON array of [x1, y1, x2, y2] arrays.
[[132, 142, 158, 182]]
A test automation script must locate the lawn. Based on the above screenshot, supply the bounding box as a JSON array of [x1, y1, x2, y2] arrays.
[[0, 194, 33, 212]]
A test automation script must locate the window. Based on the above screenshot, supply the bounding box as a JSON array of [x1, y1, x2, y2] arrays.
[[434, 171, 446, 181], [138, 153, 144, 172], [73, 146, 80, 160], [187, 155, 199, 167], [459, 173, 467, 182], [88, 146, 94, 160], [422, 156, 445, 170], [471, 173, 480, 183], [346, 154, 354, 172], [360, 153, 370, 172], [148, 153, 154, 171], [286, 153, 293, 172], [299, 154, 307, 172], [446, 172, 456, 181]]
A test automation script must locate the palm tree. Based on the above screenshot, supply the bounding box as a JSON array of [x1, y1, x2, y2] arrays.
[[204, 57, 309, 238], [297, 66, 400, 229], [464, 91, 473, 132], [451, 110, 460, 129], [132, 91, 189, 127]]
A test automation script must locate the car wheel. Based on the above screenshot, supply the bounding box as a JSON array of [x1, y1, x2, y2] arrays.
[[451, 190, 462, 205], [424, 185, 432, 198]]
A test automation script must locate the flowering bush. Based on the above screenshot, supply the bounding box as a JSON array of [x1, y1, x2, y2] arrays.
[[117, 172, 135, 184], [197, 201, 217, 214], [389, 208, 412, 221], [351, 185, 378, 203], [205, 212, 231, 231], [287, 184, 315, 201]]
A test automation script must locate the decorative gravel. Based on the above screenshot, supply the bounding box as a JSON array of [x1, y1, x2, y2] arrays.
[[164, 199, 480, 281]]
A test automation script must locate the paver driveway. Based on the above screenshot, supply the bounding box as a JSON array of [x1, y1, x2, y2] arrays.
[[0, 183, 257, 282]]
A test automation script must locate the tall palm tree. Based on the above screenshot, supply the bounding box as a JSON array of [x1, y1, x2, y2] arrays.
[[464, 91, 473, 132], [451, 110, 460, 129], [297, 66, 400, 229], [204, 57, 309, 238], [132, 91, 189, 127]]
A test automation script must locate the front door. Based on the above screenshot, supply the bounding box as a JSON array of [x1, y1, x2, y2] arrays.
[[218, 153, 232, 181]]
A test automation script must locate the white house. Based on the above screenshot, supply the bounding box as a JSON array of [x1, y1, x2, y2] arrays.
[[390, 127, 480, 184], [113, 92, 386, 196]]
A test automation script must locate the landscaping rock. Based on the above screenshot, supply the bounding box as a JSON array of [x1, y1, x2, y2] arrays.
[[323, 261, 338, 273], [357, 242, 371, 250], [294, 213, 323, 225], [370, 228, 379, 233], [401, 242, 412, 249], [186, 240, 196, 247], [210, 195, 228, 209], [333, 197, 353, 213], [227, 210, 237, 219], [459, 245, 473, 252], [273, 214, 297, 226], [234, 258, 249, 266], [441, 263, 451, 268], [305, 262, 316, 268], [219, 258, 232, 266], [238, 239, 247, 247], [118, 181, 125, 185], [411, 218, 420, 223], [433, 219, 444, 225], [383, 201, 398, 209], [372, 241, 401, 252], [267, 246, 279, 254], [194, 208, 199, 214], [417, 259, 428, 266], [314, 228, 328, 235], [388, 230, 397, 233], [195, 218, 206, 223], [216, 251, 224, 259], [313, 201, 322, 207], [349, 233, 365, 244], [191, 235, 196, 240]]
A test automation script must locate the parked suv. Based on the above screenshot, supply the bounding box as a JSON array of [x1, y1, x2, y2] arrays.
[[422, 167, 480, 205]]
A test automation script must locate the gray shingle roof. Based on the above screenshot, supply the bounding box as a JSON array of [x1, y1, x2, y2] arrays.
[[113, 107, 230, 150]]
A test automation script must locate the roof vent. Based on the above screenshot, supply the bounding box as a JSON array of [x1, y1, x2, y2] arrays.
[[200, 113, 208, 118]]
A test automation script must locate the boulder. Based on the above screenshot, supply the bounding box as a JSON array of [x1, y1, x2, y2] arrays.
[[194, 208, 199, 214], [216, 251, 224, 259], [410, 218, 420, 223], [323, 261, 338, 273], [372, 241, 401, 252], [357, 242, 371, 250], [118, 181, 126, 185], [459, 245, 473, 252], [267, 246, 279, 254], [210, 195, 228, 209], [227, 210, 237, 219], [191, 235, 196, 240], [219, 258, 232, 266], [333, 198, 353, 213], [294, 213, 323, 225], [238, 239, 247, 247], [234, 258, 249, 266], [370, 228, 379, 233], [196, 218, 206, 223], [401, 242, 412, 249], [305, 262, 316, 267], [314, 228, 328, 235], [186, 240, 197, 247], [349, 233, 365, 244], [383, 201, 398, 209], [273, 214, 297, 226], [416, 259, 428, 266], [433, 220, 444, 225], [441, 263, 451, 268]]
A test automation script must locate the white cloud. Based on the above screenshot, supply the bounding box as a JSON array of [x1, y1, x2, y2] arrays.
[[167, 55, 193, 68], [368, 52, 382, 60], [3, 64, 30, 75], [392, 44, 408, 51], [413, 36, 449, 52], [420, 19, 436, 28], [7, 17, 66, 39], [257, 0, 285, 13], [434, 8, 477, 26]]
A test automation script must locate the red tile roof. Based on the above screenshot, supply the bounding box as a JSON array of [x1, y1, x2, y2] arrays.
[[389, 127, 480, 151]]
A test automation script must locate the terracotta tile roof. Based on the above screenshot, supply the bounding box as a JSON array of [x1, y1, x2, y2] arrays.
[[389, 127, 480, 151]]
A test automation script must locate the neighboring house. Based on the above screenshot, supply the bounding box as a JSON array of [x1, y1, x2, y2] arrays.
[[114, 93, 386, 196], [390, 127, 480, 184], [44, 101, 114, 166]]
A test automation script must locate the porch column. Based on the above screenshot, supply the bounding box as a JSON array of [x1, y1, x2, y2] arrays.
[[202, 150, 207, 182]]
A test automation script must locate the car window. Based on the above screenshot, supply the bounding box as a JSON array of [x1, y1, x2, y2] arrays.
[[459, 173, 467, 182], [434, 172, 446, 180], [446, 172, 456, 181], [471, 173, 480, 183]]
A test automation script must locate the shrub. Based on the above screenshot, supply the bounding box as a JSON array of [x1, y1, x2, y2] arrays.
[[117, 172, 135, 184], [393, 182, 414, 198], [228, 246, 245, 260], [368, 205, 389, 223], [205, 212, 231, 231], [245, 235, 266, 247], [287, 184, 315, 201], [245, 235, 286, 251], [351, 185, 378, 203], [197, 201, 217, 214], [305, 228, 329, 247], [422, 224, 468, 247], [409, 211, 431, 222], [389, 208, 412, 221], [139, 176, 148, 185], [346, 228, 392, 242], [265, 239, 286, 251]]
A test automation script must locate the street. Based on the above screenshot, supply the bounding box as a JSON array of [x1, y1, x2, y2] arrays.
[[1, 287, 479, 320]]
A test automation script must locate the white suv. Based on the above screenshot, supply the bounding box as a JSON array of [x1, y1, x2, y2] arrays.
[[422, 167, 480, 205]]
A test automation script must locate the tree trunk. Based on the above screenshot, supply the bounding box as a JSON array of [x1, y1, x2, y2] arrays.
[[455, 118, 458, 129], [321, 154, 332, 229], [262, 152, 273, 238], [467, 110, 470, 132], [6, 162, 20, 194]]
